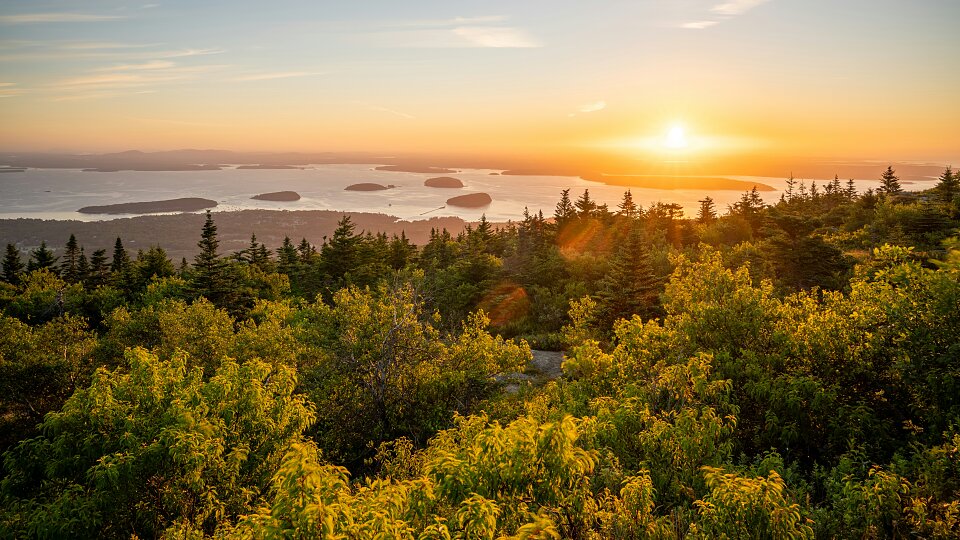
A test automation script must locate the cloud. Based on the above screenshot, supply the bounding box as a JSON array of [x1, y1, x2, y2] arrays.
[[233, 71, 323, 82], [95, 60, 176, 72], [569, 100, 606, 117], [0, 13, 126, 24], [681, 21, 719, 29], [365, 15, 540, 48], [451, 26, 540, 48], [0, 82, 23, 98], [711, 0, 770, 16], [680, 0, 770, 29]]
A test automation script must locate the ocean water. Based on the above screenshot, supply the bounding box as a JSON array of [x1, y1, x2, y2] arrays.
[[0, 164, 930, 223]]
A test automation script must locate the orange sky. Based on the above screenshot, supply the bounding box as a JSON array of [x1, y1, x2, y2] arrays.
[[2, 1, 959, 169]]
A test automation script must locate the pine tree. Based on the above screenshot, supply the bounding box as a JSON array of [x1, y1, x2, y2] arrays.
[[321, 216, 359, 282], [88, 248, 110, 287], [276, 236, 299, 275], [845, 178, 857, 200], [879, 166, 902, 195], [697, 197, 717, 223], [936, 166, 957, 203], [297, 238, 317, 264], [76, 248, 90, 283], [554, 188, 577, 227], [575, 189, 597, 218], [60, 234, 82, 282], [191, 210, 229, 303], [617, 190, 640, 219], [2, 244, 25, 284], [27, 241, 58, 273], [111, 237, 130, 274], [596, 228, 660, 325]]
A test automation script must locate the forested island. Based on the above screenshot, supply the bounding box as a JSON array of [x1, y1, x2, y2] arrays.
[[250, 190, 301, 201], [1, 167, 959, 538], [78, 197, 219, 214]]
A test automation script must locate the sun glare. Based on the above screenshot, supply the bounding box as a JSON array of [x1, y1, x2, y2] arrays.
[[664, 123, 688, 149]]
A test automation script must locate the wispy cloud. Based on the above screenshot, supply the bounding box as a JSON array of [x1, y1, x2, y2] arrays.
[[95, 60, 176, 72], [681, 21, 719, 29], [452, 26, 540, 48], [0, 13, 126, 24], [568, 100, 606, 117], [234, 71, 323, 82], [681, 0, 770, 29], [365, 15, 541, 48], [0, 82, 23, 98], [711, 0, 770, 16]]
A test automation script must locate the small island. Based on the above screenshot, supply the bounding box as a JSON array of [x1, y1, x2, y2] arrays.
[[78, 198, 218, 215], [345, 183, 396, 191], [424, 176, 464, 188], [251, 190, 301, 201], [0, 167, 26, 173], [446, 192, 492, 208]]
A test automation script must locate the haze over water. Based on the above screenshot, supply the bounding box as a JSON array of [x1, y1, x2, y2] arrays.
[[0, 165, 922, 223]]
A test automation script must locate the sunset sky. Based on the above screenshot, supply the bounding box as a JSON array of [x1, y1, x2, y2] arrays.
[[1, 1, 958, 167]]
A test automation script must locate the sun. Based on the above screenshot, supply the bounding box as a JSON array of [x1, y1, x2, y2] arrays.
[[663, 123, 688, 149]]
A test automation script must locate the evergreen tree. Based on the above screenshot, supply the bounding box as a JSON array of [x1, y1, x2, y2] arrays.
[[111, 237, 130, 274], [76, 248, 90, 283], [191, 210, 230, 304], [697, 197, 717, 223], [27, 241, 58, 273], [554, 188, 577, 227], [388, 232, 415, 270], [321, 216, 360, 282], [87, 248, 110, 287], [617, 190, 640, 219], [136, 246, 175, 284], [596, 228, 660, 326], [879, 165, 902, 195], [575, 189, 597, 218], [60, 234, 82, 282], [845, 178, 857, 200], [297, 238, 317, 264], [2, 244, 25, 284], [276, 236, 299, 275], [936, 166, 957, 203]]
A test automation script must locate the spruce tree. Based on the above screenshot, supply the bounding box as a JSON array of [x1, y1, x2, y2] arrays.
[[60, 234, 82, 282], [191, 211, 229, 301], [697, 197, 717, 223], [76, 248, 90, 283], [2, 244, 25, 284], [879, 166, 902, 195], [617, 190, 640, 219], [88, 249, 110, 287], [596, 227, 660, 326], [276, 236, 299, 276], [936, 167, 957, 203], [27, 241, 58, 273], [575, 189, 597, 218], [111, 237, 130, 274], [554, 189, 577, 227]]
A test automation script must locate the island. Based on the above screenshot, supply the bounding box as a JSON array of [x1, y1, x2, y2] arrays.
[[78, 198, 218, 215], [81, 164, 222, 172], [344, 183, 396, 191], [236, 164, 303, 170], [0, 167, 26, 173], [376, 165, 457, 174], [581, 174, 777, 192], [424, 176, 464, 188], [446, 193, 492, 208], [251, 191, 301, 201]]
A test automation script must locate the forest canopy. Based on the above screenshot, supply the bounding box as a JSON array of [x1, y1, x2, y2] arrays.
[[1, 169, 959, 539]]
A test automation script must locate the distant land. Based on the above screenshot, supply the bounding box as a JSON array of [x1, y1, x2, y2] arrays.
[[582, 175, 777, 192], [424, 177, 464, 188], [251, 191, 301, 202], [446, 193, 492, 208], [0, 210, 469, 260], [236, 164, 303, 170], [0, 167, 26, 173], [0, 149, 951, 182], [345, 183, 395, 191], [78, 198, 218, 215], [376, 165, 457, 174]]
